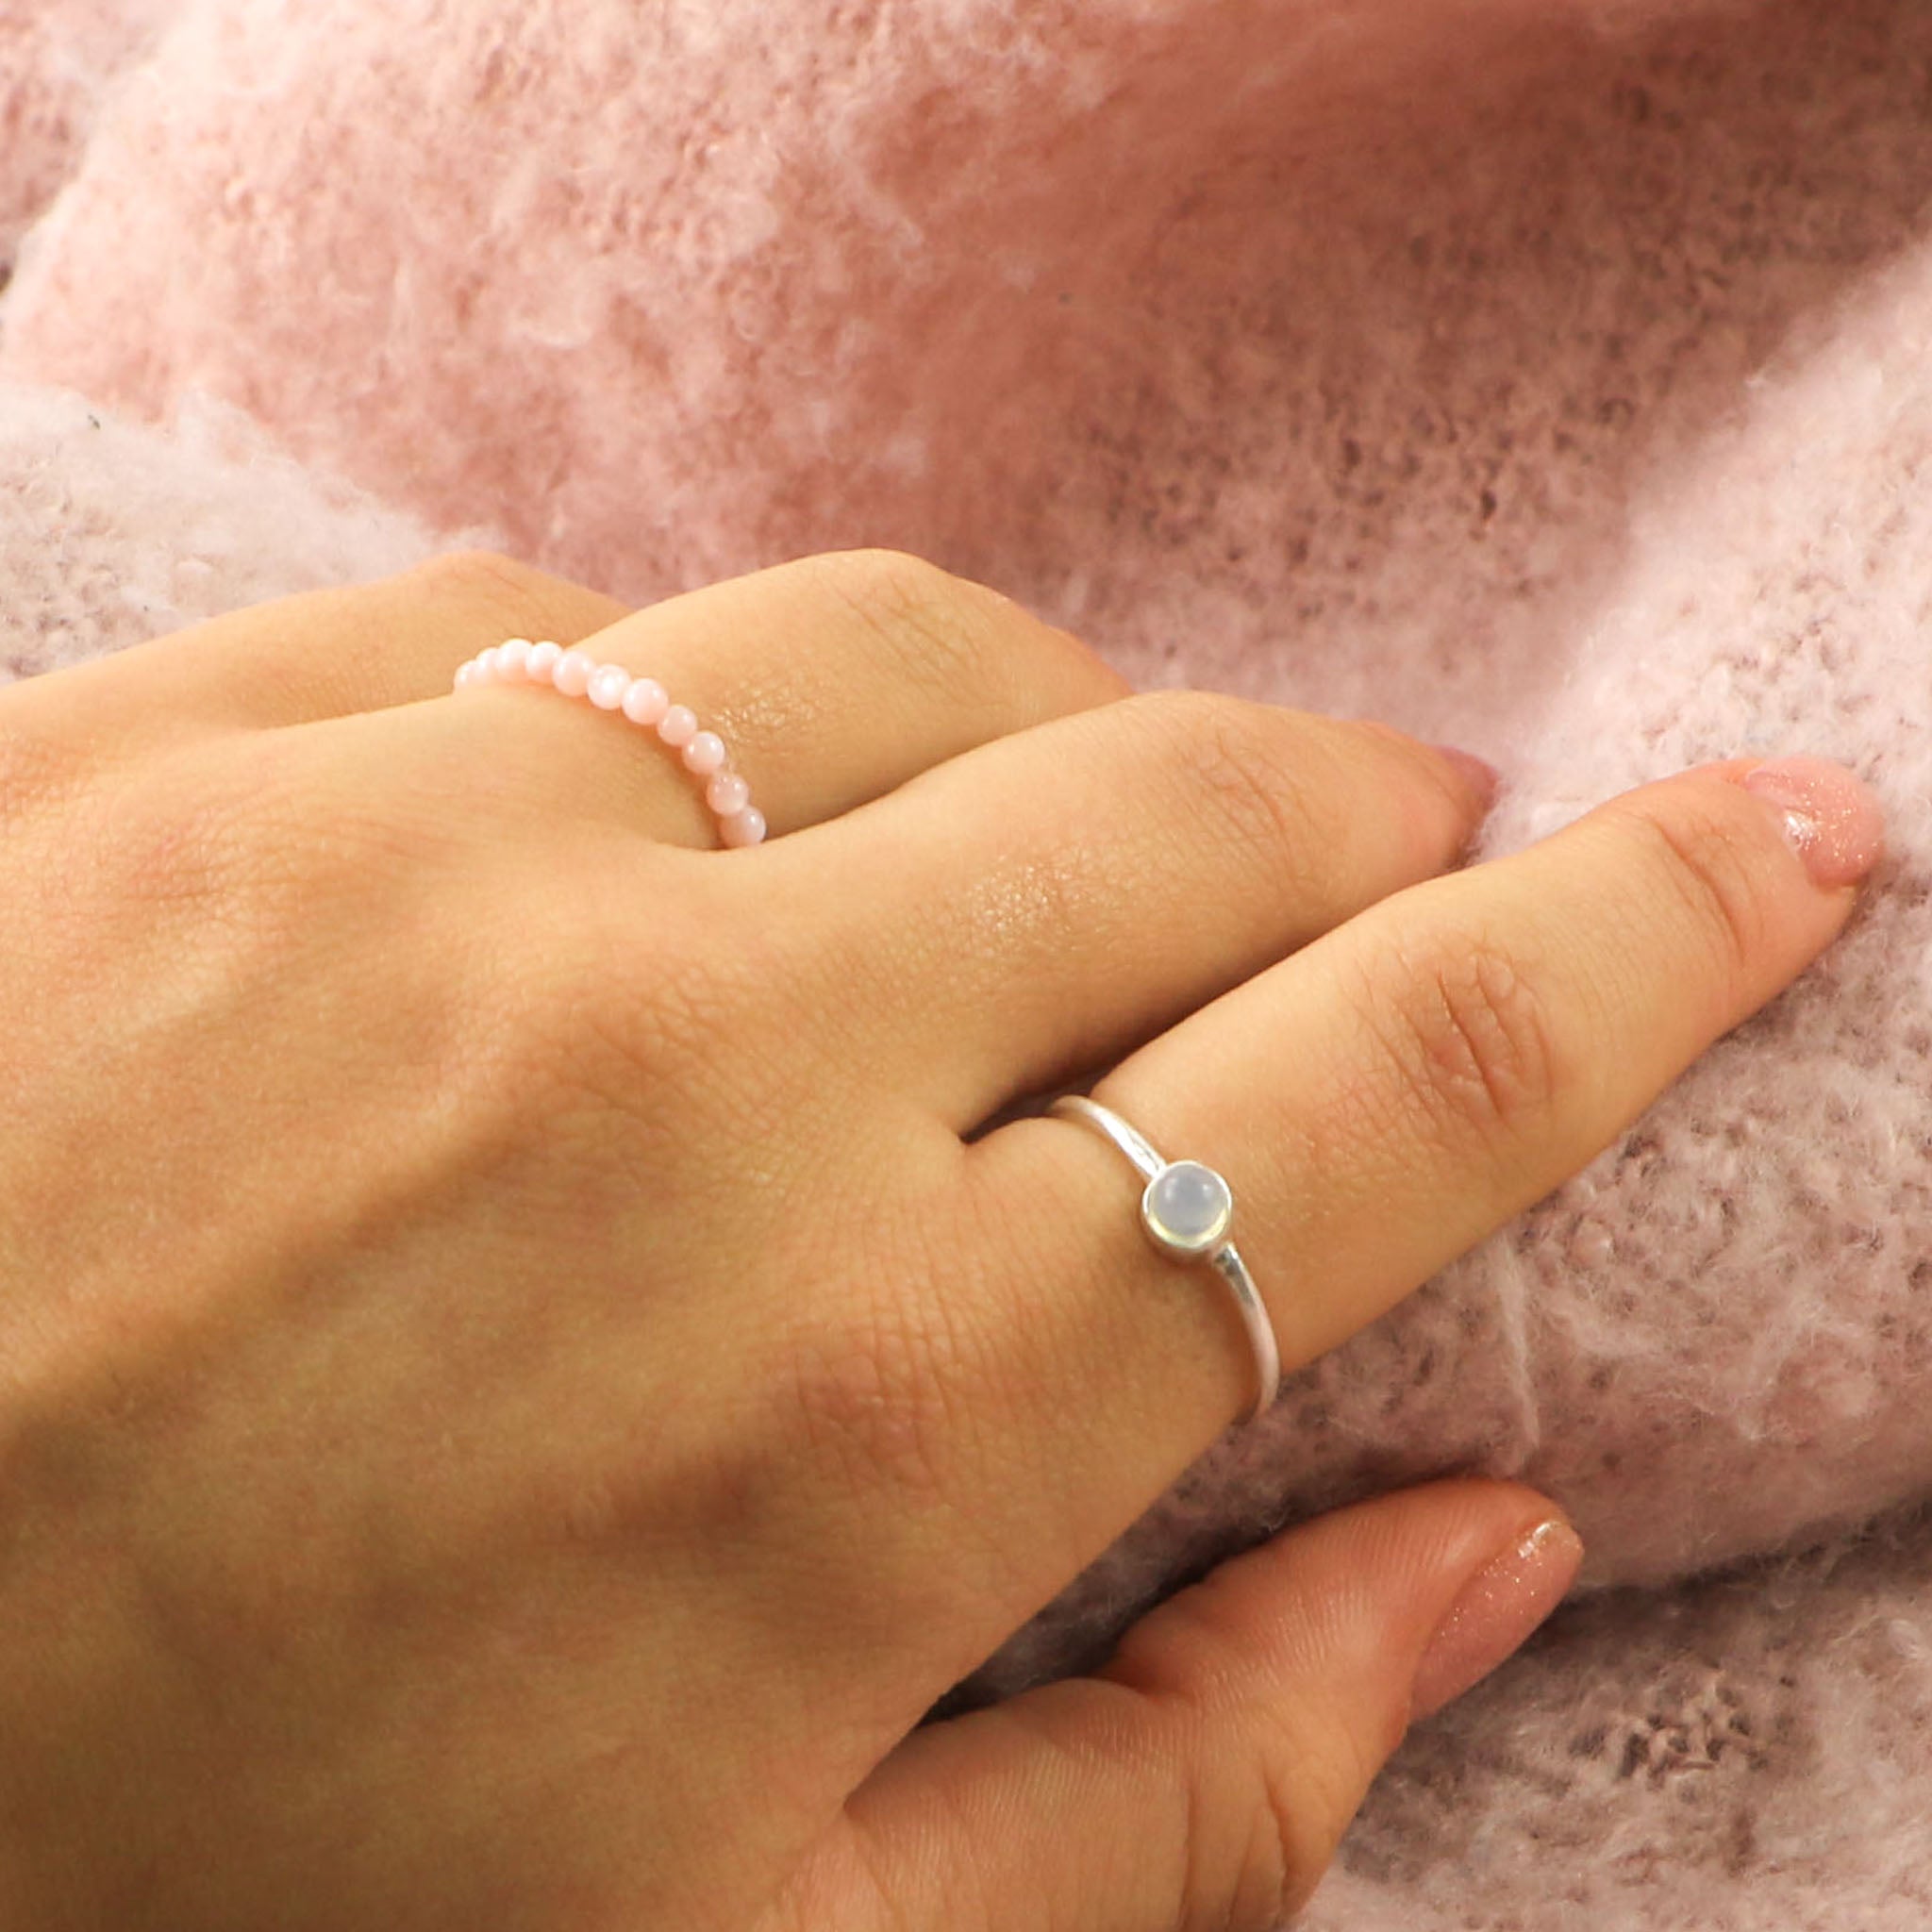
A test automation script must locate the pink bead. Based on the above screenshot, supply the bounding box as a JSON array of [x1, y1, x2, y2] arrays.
[[588, 664, 631, 711], [706, 771, 751, 817], [454, 660, 482, 691], [553, 649, 596, 698], [682, 730, 727, 775], [720, 807, 768, 849], [499, 638, 534, 679], [475, 645, 507, 680], [526, 641, 564, 681], [658, 705, 698, 748], [622, 677, 669, 726]]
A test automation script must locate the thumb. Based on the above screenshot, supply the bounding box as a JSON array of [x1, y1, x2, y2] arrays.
[[803, 1479, 1581, 1932]]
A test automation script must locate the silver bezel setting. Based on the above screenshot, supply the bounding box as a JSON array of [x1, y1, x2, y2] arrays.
[[1140, 1159, 1236, 1259]]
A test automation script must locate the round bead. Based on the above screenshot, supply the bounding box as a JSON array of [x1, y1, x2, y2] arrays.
[[657, 705, 699, 748], [553, 649, 596, 698], [720, 807, 768, 849], [526, 641, 564, 681], [454, 660, 481, 691], [682, 730, 727, 775], [588, 663, 632, 711], [499, 638, 534, 679], [1140, 1161, 1234, 1259], [622, 677, 669, 726], [706, 772, 751, 817], [476, 645, 508, 680]]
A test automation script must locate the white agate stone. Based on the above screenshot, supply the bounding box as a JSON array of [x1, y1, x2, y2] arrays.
[[1141, 1160, 1233, 1258]]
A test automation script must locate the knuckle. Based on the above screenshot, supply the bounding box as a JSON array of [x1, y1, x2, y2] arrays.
[[469, 853, 833, 1190], [1355, 925, 1566, 1150], [481, 876, 742, 1133], [1096, 1576, 1359, 1929], [1248, 1749, 1350, 1925], [1608, 796, 1768, 1008], [7, 743, 385, 1034], [407, 547, 590, 641], [777, 1277, 971, 1515], [798, 547, 1010, 708], [88, 743, 310, 929], [58, 740, 513, 1023], [0, 704, 91, 826], [410, 545, 551, 604], [1129, 691, 1325, 883], [112, 737, 478, 936]]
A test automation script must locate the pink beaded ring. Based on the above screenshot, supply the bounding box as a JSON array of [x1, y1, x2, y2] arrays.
[[453, 639, 767, 849]]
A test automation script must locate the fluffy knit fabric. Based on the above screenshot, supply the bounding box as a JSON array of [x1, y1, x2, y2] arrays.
[[0, 0, 177, 278], [2, 0, 1931, 1923]]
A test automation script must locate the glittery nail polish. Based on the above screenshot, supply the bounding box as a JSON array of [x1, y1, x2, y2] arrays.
[[1410, 1517, 1585, 1723], [1739, 756, 1886, 891]]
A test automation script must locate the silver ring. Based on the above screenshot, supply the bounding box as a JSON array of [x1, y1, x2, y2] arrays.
[[1048, 1094, 1281, 1426]]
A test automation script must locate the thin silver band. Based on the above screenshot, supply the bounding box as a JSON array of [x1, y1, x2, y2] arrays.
[[1048, 1094, 1281, 1427]]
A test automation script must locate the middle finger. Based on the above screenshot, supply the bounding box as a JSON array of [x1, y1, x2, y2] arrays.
[[758, 690, 1498, 1132]]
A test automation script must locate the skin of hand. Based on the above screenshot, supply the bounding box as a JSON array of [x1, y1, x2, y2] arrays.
[[0, 547, 1883, 1931]]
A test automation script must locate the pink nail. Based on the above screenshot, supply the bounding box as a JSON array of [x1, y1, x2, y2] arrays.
[[1409, 1517, 1584, 1723], [1739, 756, 1887, 891]]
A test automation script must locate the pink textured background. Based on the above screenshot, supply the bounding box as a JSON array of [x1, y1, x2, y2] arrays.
[[1, 0, 1929, 1923], [0, 0, 176, 277]]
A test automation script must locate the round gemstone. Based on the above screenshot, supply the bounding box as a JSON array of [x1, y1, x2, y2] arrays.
[[1141, 1160, 1234, 1258]]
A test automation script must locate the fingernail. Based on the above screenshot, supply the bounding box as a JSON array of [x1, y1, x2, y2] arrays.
[[1739, 756, 1887, 891], [1427, 743, 1502, 810], [1409, 1517, 1584, 1724]]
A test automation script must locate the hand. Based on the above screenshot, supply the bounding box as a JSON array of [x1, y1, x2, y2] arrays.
[[0, 549, 1883, 1930]]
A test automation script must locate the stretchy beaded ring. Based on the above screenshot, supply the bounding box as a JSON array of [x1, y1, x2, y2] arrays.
[[453, 639, 767, 849]]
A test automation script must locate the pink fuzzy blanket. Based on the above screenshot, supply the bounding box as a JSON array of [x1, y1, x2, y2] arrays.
[[3, 0, 1929, 1923]]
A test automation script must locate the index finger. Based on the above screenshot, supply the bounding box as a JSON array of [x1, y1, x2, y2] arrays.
[[782, 754, 1885, 1721], [1022, 754, 1884, 1399]]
